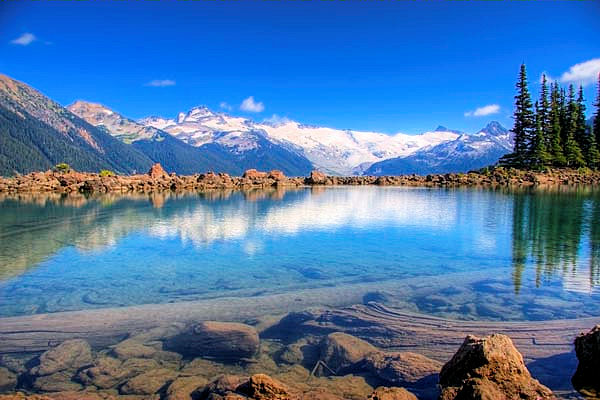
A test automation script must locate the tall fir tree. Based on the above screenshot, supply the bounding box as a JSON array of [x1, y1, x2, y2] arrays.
[[575, 86, 588, 150], [531, 101, 550, 168], [549, 82, 566, 166], [559, 87, 569, 147], [564, 103, 586, 168], [538, 74, 551, 149], [500, 64, 535, 167]]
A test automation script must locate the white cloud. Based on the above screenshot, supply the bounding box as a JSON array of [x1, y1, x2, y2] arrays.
[[240, 96, 264, 113], [10, 33, 36, 46], [263, 114, 292, 125], [145, 79, 176, 87], [559, 58, 600, 86], [219, 101, 232, 111], [464, 104, 500, 117]]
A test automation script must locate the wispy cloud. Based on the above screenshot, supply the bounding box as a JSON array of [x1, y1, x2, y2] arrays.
[[558, 58, 600, 86], [219, 101, 232, 111], [10, 32, 36, 46], [145, 79, 176, 87], [263, 114, 291, 125], [465, 104, 500, 117], [240, 96, 264, 113]]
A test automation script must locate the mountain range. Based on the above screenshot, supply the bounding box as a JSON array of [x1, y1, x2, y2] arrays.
[[0, 73, 513, 177]]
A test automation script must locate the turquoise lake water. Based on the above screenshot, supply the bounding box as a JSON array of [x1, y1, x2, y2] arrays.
[[0, 186, 599, 321]]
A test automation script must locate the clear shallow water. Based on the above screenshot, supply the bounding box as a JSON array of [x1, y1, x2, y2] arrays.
[[0, 186, 599, 321]]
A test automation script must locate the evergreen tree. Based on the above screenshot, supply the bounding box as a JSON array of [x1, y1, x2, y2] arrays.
[[549, 82, 566, 166], [501, 64, 535, 167], [559, 87, 569, 146], [531, 101, 550, 168], [564, 104, 586, 168], [538, 74, 551, 149], [575, 86, 588, 150]]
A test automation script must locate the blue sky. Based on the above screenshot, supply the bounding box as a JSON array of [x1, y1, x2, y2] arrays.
[[1, 1, 599, 134]]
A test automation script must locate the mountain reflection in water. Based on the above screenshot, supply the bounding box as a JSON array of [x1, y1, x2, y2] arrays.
[[0, 186, 598, 319]]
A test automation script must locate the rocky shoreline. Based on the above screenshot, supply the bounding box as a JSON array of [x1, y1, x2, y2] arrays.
[[1, 164, 600, 194]]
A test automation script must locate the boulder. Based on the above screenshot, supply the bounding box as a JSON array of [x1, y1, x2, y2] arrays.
[[572, 324, 600, 396], [243, 169, 268, 180], [32, 371, 82, 392], [76, 356, 124, 389], [367, 387, 418, 400], [111, 339, 157, 359], [0, 368, 17, 392], [165, 376, 210, 400], [0, 355, 27, 375], [192, 374, 247, 399], [320, 332, 378, 373], [306, 170, 327, 185], [364, 352, 441, 387], [0, 393, 52, 400], [268, 170, 286, 181], [148, 163, 169, 179], [164, 321, 259, 361], [439, 334, 555, 400], [31, 339, 92, 376], [237, 374, 291, 400], [119, 368, 178, 395]]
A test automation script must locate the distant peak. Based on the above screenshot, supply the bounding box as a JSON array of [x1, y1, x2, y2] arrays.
[[482, 121, 508, 135], [434, 125, 449, 132]]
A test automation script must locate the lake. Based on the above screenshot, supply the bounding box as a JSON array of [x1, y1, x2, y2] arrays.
[[1, 186, 599, 322]]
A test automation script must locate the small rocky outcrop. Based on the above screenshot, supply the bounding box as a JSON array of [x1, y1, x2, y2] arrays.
[[268, 170, 286, 181], [243, 169, 268, 180], [572, 324, 600, 397], [306, 170, 327, 185], [192, 374, 247, 399], [367, 387, 418, 400], [165, 375, 209, 400], [363, 351, 442, 387], [148, 162, 169, 179], [164, 321, 260, 361], [438, 334, 555, 400], [320, 332, 378, 373]]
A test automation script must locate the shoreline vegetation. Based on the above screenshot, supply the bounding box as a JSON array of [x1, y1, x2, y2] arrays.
[[1, 163, 600, 195]]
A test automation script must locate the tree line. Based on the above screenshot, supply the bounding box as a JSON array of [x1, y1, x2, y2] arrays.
[[500, 64, 600, 169]]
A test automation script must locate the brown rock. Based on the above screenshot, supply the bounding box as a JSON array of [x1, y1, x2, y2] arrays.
[[364, 352, 441, 387], [192, 375, 247, 399], [237, 374, 291, 400], [111, 339, 157, 360], [164, 321, 259, 361], [306, 171, 327, 185], [243, 169, 268, 180], [32, 371, 82, 392], [268, 170, 286, 181], [367, 387, 418, 400], [439, 334, 555, 400], [573, 325, 600, 397], [0, 368, 17, 392], [0, 393, 52, 400], [31, 339, 92, 376], [148, 163, 169, 179], [119, 368, 178, 395], [320, 332, 378, 373], [76, 356, 124, 389], [165, 376, 210, 400]]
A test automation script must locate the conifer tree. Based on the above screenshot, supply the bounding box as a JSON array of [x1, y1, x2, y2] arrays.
[[501, 64, 535, 167], [575, 86, 588, 150], [564, 104, 586, 168], [538, 74, 551, 148], [593, 74, 600, 157], [549, 82, 566, 166], [531, 101, 550, 168]]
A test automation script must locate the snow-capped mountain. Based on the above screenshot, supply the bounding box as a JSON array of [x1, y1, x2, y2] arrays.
[[365, 121, 513, 175], [140, 106, 461, 175]]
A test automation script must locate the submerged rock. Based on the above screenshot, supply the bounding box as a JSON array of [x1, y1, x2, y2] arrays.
[[32, 371, 82, 392], [164, 321, 259, 361], [165, 375, 209, 400], [572, 324, 600, 397], [111, 339, 157, 360], [119, 368, 178, 395], [31, 339, 92, 376], [320, 332, 378, 373], [363, 351, 441, 387], [0, 368, 17, 392], [192, 374, 247, 399], [439, 334, 555, 400], [76, 356, 124, 389], [367, 387, 418, 400]]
